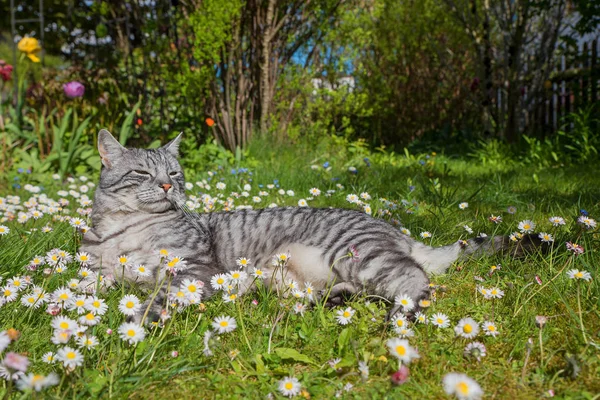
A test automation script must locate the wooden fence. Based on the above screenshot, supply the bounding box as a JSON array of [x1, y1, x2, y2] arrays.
[[531, 39, 599, 136]]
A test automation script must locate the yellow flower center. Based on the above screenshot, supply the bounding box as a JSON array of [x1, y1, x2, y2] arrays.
[[491, 290, 497, 295], [230, 294, 237, 300], [395, 345, 406, 356], [176, 291, 185, 298], [401, 299, 408, 305], [93, 301, 100, 308], [159, 249, 169, 256], [32, 375, 43, 383], [575, 272, 583, 278], [60, 322, 69, 329], [421, 300, 430, 307], [4, 290, 10, 296], [524, 224, 530, 230], [457, 382, 469, 395], [285, 382, 293, 390], [396, 320, 404, 327], [256, 270, 263, 275], [220, 321, 228, 327], [188, 285, 196, 292], [437, 318, 444, 324], [488, 325, 496, 331], [76, 300, 85, 307], [81, 271, 89, 277], [126, 301, 134, 308], [28, 297, 35, 303], [66, 352, 76, 360], [343, 311, 351, 318], [80, 255, 88, 261], [139, 266, 146, 272], [127, 329, 136, 337], [464, 324, 472, 333], [86, 313, 95, 320], [232, 273, 240, 279], [119, 257, 127, 263]]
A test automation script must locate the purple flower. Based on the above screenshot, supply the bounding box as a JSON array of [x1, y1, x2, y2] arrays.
[[63, 81, 85, 98]]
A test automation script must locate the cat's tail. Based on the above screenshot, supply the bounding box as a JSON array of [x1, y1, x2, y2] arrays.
[[411, 234, 548, 275]]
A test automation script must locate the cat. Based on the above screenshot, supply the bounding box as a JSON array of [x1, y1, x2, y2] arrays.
[[80, 130, 543, 324]]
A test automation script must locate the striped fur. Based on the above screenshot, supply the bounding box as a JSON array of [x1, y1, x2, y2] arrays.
[[81, 130, 542, 323]]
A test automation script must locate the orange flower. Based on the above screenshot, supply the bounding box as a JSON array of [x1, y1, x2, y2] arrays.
[[205, 117, 215, 127]]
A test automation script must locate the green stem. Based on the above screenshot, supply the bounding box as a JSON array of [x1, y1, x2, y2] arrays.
[[236, 300, 253, 352], [538, 328, 544, 367], [577, 283, 587, 344]]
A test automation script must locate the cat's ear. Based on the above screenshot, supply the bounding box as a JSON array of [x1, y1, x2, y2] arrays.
[[98, 129, 126, 168], [162, 132, 183, 158]]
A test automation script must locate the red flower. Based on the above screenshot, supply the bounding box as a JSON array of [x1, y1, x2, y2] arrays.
[[136, 118, 143, 126], [0, 60, 13, 82]]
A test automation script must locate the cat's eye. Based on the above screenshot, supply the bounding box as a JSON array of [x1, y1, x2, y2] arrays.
[[169, 171, 179, 176], [134, 170, 151, 176]]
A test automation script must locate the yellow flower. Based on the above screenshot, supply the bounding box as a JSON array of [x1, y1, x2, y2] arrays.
[[17, 37, 41, 62]]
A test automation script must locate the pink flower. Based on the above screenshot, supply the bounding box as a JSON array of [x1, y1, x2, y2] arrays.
[[390, 365, 409, 385], [566, 242, 584, 255], [3, 352, 29, 372], [63, 81, 85, 98]]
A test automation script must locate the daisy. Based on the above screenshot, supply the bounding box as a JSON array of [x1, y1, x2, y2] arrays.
[[210, 274, 229, 290], [78, 268, 93, 279], [273, 253, 290, 266], [298, 199, 308, 207], [397, 328, 415, 338], [549, 216, 565, 226], [577, 216, 597, 229], [77, 335, 99, 349], [278, 376, 302, 398], [56, 346, 84, 368], [118, 322, 146, 344], [7, 276, 27, 291], [487, 287, 504, 299], [482, 321, 499, 337], [394, 294, 415, 311], [391, 314, 408, 332], [566, 269, 592, 281], [20, 293, 45, 308], [566, 242, 584, 255], [181, 279, 204, 297], [488, 215, 502, 224], [454, 318, 480, 339], [335, 307, 355, 325], [458, 202, 468, 210], [464, 342, 487, 361], [52, 287, 74, 305], [386, 338, 420, 364], [251, 267, 265, 279], [430, 313, 450, 328], [41, 352, 56, 364], [443, 373, 483, 400], [414, 311, 427, 324], [346, 194, 359, 204], [117, 255, 130, 267], [51, 316, 78, 332], [304, 282, 314, 299], [538, 232, 554, 243], [0, 225, 9, 235], [68, 295, 88, 314], [309, 188, 321, 196], [400, 227, 411, 236], [75, 252, 91, 266], [518, 220, 535, 233], [222, 292, 238, 303], [228, 269, 247, 285], [236, 257, 251, 268], [133, 264, 151, 277], [17, 372, 60, 392], [463, 225, 473, 234], [212, 315, 237, 334], [2, 285, 18, 302], [85, 297, 108, 315], [291, 289, 304, 299], [293, 302, 306, 316], [420, 231, 432, 239], [79, 312, 101, 326], [286, 279, 298, 291], [118, 294, 141, 316]]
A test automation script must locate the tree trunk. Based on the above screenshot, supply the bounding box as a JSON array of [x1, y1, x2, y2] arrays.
[[260, 0, 276, 134]]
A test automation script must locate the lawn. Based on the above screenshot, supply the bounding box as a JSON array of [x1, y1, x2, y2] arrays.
[[0, 140, 598, 399]]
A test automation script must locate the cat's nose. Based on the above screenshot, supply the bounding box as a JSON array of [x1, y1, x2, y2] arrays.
[[160, 183, 172, 192]]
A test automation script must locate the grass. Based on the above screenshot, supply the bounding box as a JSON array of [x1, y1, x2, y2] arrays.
[[0, 139, 599, 399]]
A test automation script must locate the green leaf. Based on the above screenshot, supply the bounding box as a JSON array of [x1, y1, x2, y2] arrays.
[[119, 99, 142, 146], [338, 328, 351, 353], [274, 348, 317, 365]]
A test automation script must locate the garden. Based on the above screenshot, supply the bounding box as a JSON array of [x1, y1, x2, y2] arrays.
[[0, 0, 599, 398]]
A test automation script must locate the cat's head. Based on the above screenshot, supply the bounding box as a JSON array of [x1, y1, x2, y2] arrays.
[[96, 129, 186, 213]]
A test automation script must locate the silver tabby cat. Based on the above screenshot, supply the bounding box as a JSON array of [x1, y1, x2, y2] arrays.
[[81, 130, 541, 324]]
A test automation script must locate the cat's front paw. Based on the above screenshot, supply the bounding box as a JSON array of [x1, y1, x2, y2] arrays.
[[129, 300, 164, 327]]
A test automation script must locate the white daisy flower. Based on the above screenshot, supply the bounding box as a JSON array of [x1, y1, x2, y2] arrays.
[[335, 307, 355, 325], [212, 316, 237, 334], [386, 338, 420, 364], [482, 321, 499, 337], [566, 269, 592, 281], [454, 317, 480, 339], [85, 297, 108, 315], [394, 294, 415, 311], [538, 232, 554, 243], [549, 216, 565, 226], [51, 316, 78, 332], [210, 274, 229, 290], [430, 313, 450, 328], [443, 372, 483, 400], [118, 294, 141, 316], [118, 322, 146, 344], [517, 220, 535, 233], [458, 202, 468, 210], [56, 346, 84, 368], [278, 376, 301, 398]]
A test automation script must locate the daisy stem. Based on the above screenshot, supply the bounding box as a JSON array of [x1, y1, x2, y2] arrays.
[[236, 300, 253, 352], [538, 328, 544, 367], [577, 283, 588, 344]]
